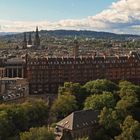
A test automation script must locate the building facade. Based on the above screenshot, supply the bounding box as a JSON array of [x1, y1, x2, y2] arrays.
[[0, 77, 29, 102], [4, 58, 27, 78], [27, 51, 140, 94]]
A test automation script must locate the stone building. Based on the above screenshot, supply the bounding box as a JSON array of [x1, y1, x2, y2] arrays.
[[27, 51, 140, 94], [0, 77, 29, 102], [55, 110, 99, 140], [5, 58, 27, 78]]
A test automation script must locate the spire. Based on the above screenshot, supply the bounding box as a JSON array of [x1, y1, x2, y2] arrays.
[[23, 32, 27, 49], [34, 26, 40, 46], [24, 32, 27, 42], [28, 32, 32, 45], [36, 26, 38, 33], [73, 36, 79, 57]]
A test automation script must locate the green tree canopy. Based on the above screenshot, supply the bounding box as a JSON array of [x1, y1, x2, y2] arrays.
[[51, 95, 78, 121], [99, 107, 125, 131], [20, 126, 55, 140], [59, 82, 89, 109], [119, 81, 140, 99], [0, 99, 49, 139], [99, 106, 129, 138], [84, 92, 116, 110], [115, 116, 140, 140], [84, 79, 118, 94], [6, 106, 29, 135], [116, 94, 138, 111], [22, 99, 49, 128], [98, 81, 140, 139], [0, 111, 12, 140], [117, 81, 139, 120]]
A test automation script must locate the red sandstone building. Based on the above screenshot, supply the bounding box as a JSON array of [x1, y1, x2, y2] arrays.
[[27, 51, 140, 94]]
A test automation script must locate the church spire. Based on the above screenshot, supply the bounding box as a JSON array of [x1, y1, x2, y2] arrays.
[[28, 32, 32, 45], [34, 26, 40, 46], [23, 32, 27, 49], [73, 36, 79, 57]]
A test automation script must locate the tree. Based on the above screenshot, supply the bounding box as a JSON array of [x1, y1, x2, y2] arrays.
[[59, 82, 89, 109], [84, 92, 116, 110], [97, 81, 140, 139], [115, 116, 140, 140], [116, 94, 138, 111], [119, 81, 140, 99], [0, 99, 49, 139], [99, 107, 121, 130], [84, 79, 118, 94], [59, 82, 83, 95], [6, 106, 29, 135], [20, 126, 55, 140], [22, 99, 49, 128], [51, 95, 78, 121], [118, 81, 140, 120], [0, 111, 12, 140], [117, 82, 139, 120], [99, 107, 125, 137]]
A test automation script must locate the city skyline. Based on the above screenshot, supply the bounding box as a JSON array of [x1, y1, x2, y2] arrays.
[[0, 0, 140, 35]]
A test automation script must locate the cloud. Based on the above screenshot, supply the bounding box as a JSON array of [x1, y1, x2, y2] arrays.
[[0, 0, 140, 34]]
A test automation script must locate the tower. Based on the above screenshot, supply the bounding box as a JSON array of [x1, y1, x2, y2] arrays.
[[28, 32, 32, 45], [23, 32, 27, 49], [73, 36, 79, 57], [34, 26, 40, 46]]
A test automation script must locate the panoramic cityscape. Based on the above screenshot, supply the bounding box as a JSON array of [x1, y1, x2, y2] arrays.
[[0, 0, 140, 140]]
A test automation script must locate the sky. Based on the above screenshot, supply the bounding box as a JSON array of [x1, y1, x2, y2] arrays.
[[0, 0, 140, 34]]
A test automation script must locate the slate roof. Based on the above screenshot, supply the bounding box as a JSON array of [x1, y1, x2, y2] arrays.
[[56, 110, 99, 131]]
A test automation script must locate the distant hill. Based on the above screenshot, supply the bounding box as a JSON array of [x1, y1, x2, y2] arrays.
[[40, 30, 140, 40], [0, 32, 18, 36], [0, 30, 140, 49], [0, 30, 140, 40]]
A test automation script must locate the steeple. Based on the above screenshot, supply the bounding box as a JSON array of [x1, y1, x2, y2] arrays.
[[34, 26, 40, 46], [23, 32, 27, 49], [73, 36, 79, 57], [28, 32, 32, 45]]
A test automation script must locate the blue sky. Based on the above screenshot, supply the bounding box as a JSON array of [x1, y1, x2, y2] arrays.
[[0, 0, 140, 34], [0, 0, 114, 21]]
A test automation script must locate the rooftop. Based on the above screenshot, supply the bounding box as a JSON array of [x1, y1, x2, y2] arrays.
[[56, 109, 99, 130]]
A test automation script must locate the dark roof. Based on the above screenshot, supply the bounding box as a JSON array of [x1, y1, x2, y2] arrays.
[[56, 110, 99, 130]]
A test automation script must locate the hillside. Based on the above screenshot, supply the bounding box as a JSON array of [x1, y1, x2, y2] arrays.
[[0, 30, 140, 40], [0, 30, 140, 49], [40, 30, 140, 40]]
